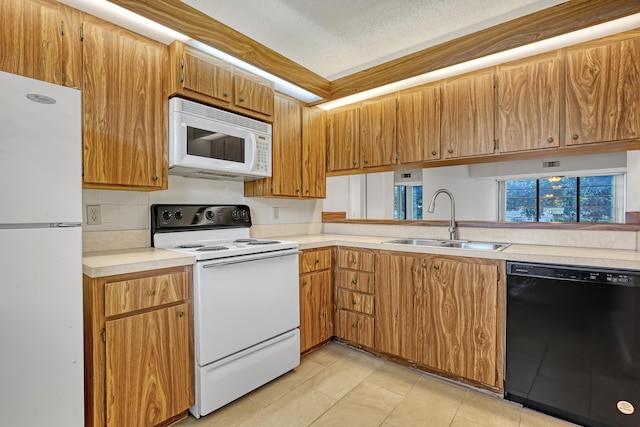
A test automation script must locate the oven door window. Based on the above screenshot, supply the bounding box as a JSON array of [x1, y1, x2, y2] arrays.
[[187, 126, 245, 163]]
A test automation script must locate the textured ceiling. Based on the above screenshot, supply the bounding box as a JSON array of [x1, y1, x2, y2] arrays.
[[181, 0, 567, 80]]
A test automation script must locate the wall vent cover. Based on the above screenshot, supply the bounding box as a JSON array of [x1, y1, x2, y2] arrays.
[[543, 160, 560, 168]]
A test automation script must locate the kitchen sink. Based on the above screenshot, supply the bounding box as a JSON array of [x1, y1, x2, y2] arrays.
[[383, 239, 510, 251]]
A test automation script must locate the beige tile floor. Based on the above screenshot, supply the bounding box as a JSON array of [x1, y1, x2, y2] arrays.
[[174, 342, 579, 427]]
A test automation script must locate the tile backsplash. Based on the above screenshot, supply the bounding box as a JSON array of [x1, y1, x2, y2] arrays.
[[82, 189, 149, 231]]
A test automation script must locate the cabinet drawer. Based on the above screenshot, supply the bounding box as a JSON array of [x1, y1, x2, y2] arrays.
[[336, 310, 374, 348], [337, 270, 374, 294], [337, 290, 374, 315], [105, 272, 189, 316], [336, 248, 376, 272], [299, 248, 332, 273]]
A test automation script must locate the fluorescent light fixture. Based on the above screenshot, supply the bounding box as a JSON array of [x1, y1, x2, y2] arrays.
[[317, 13, 640, 110]]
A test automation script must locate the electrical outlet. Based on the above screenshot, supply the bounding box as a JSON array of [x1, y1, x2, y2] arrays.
[[273, 207, 279, 220], [87, 205, 101, 225]]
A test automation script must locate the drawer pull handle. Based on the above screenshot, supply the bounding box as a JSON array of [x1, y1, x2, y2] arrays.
[[351, 323, 358, 328], [352, 258, 357, 264], [303, 280, 308, 286], [315, 259, 319, 264], [351, 279, 358, 285], [421, 262, 426, 268], [147, 289, 156, 296], [352, 299, 357, 305], [177, 311, 184, 318], [572, 134, 579, 140], [433, 265, 440, 270]]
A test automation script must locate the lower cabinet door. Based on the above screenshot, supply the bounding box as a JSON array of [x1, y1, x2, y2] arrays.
[[106, 303, 193, 427], [299, 270, 334, 353]]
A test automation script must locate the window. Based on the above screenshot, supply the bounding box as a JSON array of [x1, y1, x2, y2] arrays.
[[502, 175, 622, 223], [394, 185, 422, 219]]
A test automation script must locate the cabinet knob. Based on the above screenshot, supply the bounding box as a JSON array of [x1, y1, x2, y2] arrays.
[[421, 262, 426, 268], [351, 279, 358, 285], [352, 160, 357, 165], [315, 259, 319, 264], [431, 151, 437, 156], [447, 149, 454, 154], [572, 134, 579, 140], [352, 258, 357, 264], [351, 323, 358, 328], [296, 188, 300, 192], [151, 175, 158, 181], [352, 299, 357, 305], [239, 97, 246, 102], [177, 311, 184, 318], [303, 280, 307, 286], [547, 137, 554, 143], [433, 265, 440, 270], [223, 91, 229, 97], [363, 159, 369, 164], [147, 289, 156, 296]]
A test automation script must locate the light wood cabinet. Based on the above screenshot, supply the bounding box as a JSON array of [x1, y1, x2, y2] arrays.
[[168, 41, 274, 122], [397, 84, 441, 163], [327, 105, 360, 171], [565, 31, 640, 145], [244, 94, 326, 198], [497, 51, 561, 153], [83, 266, 194, 427], [81, 17, 168, 190], [376, 252, 504, 389], [299, 248, 334, 353], [335, 247, 376, 348], [441, 70, 496, 159], [0, 0, 63, 85], [360, 95, 397, 167]]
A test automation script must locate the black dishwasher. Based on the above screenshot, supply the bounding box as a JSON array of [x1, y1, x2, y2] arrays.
[[506, 261, 640, 427]]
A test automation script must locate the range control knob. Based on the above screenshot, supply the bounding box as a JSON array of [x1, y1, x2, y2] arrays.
[[161, 210, 172, 221], [240, 209, 250, 221], [205, 210, 215, 221], [174, 210, 184, 220], [231, 209, 241, 221]]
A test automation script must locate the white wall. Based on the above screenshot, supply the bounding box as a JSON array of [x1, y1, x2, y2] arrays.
[[627, 150, 640, 212], [82, 175, 322, 231]]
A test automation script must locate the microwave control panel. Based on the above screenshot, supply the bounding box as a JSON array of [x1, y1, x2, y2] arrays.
[[255, 134, 271, 175]]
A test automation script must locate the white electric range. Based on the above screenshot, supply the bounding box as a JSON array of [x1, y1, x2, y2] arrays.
[[151, 204, 300, 418]]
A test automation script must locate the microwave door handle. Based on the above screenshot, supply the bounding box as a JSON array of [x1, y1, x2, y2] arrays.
[[248, 133, 257, 171]]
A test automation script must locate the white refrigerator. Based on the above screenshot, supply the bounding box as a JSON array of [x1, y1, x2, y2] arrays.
[[0, 71, 84, 426]]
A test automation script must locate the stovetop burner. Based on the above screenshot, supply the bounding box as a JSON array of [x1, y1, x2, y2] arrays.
[[196, 246, 229, 252], [176, 244, 205, 249], [247, 240, 280, 245], [234, 238, 255, 243]]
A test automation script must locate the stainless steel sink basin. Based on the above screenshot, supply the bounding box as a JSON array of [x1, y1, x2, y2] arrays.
[[383, 239, 510, 251], [383, 239, 451, 247]]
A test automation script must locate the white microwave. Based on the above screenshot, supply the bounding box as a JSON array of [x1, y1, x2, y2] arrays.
[[168, 97, 272, 181]]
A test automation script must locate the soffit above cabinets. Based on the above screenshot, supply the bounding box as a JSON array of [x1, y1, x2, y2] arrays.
[[181, 0, 566, 81]]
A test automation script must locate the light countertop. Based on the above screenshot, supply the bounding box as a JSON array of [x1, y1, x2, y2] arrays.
[[82, 233, 640, 278]]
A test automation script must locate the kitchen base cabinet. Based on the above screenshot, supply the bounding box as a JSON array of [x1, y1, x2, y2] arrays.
[[299, 248, 334, 353], [83, 266, 194, 427], [376, 251, 505, 391], [334, 247, 376, 348]]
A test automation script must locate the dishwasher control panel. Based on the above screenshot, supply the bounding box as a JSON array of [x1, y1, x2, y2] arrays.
[[507, 262, 639, 286]]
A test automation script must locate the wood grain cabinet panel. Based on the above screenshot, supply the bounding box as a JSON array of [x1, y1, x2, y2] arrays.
[[244, 95, 326, 199], [336, 248, 376, 272], [299, 248, 334, 353], [336, 310, 374, 348], [565, 32, 640, 145], [327, 105, 360, 171], [376, 251, 503, 389], [337, 289, 374, 315], [82, 18, 167, 190], [360, 95, 397, 168], [441, 70, 495, 159], [0, 0, 62, 85], [233, 68, 275, 117], [497, 51, 561, 153], [83, 266, 194, 427], [397, 84, 441, 163], [336, 270, 375, 294], [106, 303, 192, 427], [180, 50, 232, 103]]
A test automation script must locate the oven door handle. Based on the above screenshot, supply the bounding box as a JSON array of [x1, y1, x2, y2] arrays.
[[202, 250, 301, 268]]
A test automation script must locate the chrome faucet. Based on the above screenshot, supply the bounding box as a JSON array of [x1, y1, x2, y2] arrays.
[[427, 189, 456, 241]]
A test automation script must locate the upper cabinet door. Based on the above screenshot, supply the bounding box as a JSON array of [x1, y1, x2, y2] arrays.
[[497, 51, 560, 153], [302, 106, 327, 198], [233, 67, 275, 117], [271, 94, 302, 196], [397, 84, 441, 163], [360, 96, 397, 168], [327, 106, 360, 171], [565, 34, 640, 145], [441, 71, 495, 159], [181, 50, 232, 104], [0, 0, 62, 85], [82, 19, 167, 189]]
